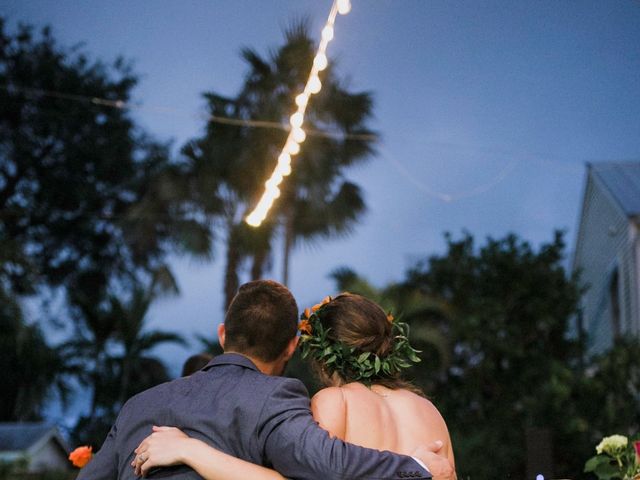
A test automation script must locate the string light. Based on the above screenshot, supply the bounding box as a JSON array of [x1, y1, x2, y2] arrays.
[[337, 0, 352, 15], [245, 0, 351, 227]]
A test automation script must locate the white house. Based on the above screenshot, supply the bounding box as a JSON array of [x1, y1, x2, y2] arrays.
[[573, 161, 640, 353], [0, 422, 71, 472]]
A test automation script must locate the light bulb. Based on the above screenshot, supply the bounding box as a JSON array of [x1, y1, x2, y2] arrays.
[[295, 93, 308, 107], [279, 163, 292, 176], [321, 25, 334, 42], [290, 112, 304, 128], [278, 153, 291, 165], [292, 128, 306, 143], [308, 76, 322, 94], [286, 141, 300, 155], [313, 53, 328, 71], [337, 0, 351, 15], [246, 213, 260, 227]]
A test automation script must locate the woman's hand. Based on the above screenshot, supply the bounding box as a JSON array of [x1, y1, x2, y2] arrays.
[[132, 425, 285, 480], [132, 426, 191, 477]]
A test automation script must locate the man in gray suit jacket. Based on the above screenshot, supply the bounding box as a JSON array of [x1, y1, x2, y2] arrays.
[[78, 280, 453, 479]]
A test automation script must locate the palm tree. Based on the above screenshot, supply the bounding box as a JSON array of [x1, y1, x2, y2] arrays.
[[66, 275, 186, 446], [0, 288, 71, 421], [65, 289, 121, 418], [109, 285, 187, 406], [182, 20, 376, 309]]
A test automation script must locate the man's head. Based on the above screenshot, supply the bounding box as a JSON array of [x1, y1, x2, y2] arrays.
[[218, 280, 299, 373]]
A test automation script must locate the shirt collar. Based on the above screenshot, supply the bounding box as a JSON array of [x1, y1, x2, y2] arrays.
[[202, 352, 260, 372]]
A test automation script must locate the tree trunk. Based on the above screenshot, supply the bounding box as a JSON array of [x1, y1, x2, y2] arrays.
[[251, 249, 268, 280], [118, 355, 132, 407], [224, 226, 241, 311]]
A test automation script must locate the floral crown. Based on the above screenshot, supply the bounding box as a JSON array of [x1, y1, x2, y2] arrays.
[[298, 296, 421, 385]]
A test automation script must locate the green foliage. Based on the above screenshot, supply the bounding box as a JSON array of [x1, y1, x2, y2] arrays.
[[581, 340, 640, 438], [584, 434, 640, 480], [406, 231, 583, 478]]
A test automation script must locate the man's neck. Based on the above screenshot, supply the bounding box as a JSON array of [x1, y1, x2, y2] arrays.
[[225, 351, 284, 376]]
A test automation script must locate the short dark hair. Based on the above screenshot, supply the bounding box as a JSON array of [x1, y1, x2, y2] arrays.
[[181, 353, 214, 376], [224, 280, 298, 362]]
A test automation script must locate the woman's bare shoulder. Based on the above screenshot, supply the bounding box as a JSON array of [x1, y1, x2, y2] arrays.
[[397, 391, 455, 465], [310, 387, 347, 439], [398, 390, 447, 422]]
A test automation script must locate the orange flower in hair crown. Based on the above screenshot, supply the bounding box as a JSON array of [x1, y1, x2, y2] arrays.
[[69, 445, 93, 468], [312, 296, 332, 312], [299, 296, 331, 335], [299, 318, 312, 335]]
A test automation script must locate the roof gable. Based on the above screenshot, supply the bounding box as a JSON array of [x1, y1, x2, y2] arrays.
[[0, 423, 64, 452], [591, 162, 640, 217]]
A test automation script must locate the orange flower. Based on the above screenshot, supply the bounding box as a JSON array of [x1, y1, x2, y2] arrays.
[[312, 296, 332, 312], [303, 307, 312, 319], [69, 445, 93, 468], [387, 312, 394, 323], [299, 319, 312, 335]]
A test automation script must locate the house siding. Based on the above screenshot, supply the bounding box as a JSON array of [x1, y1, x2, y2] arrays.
[[29, 440, 70, 472], [573, 171, 636, 353]]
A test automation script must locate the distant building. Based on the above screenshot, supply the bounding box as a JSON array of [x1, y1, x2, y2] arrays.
[[0, 422, 71, 472], [573, 161, 640, 353]]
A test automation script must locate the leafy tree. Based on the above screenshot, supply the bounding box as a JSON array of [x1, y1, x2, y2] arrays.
[[0, 19, 212, 302], [406, 231, 583, 478], [581, 338, 640, 438], [182, 20, 375, 309]]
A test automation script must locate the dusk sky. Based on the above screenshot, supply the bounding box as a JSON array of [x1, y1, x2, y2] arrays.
[[4, 1, 640, 418]]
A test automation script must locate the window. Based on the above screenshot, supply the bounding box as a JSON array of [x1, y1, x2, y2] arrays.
[[609, 268, 621, 338]]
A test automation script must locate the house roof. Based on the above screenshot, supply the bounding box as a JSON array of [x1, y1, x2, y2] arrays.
[[0, 423, 64, 452], [591, 161, 640, 217]]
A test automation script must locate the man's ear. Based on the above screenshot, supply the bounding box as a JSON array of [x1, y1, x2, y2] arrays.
[[217, 324, 226, 350], [283, 335, 299, 361]]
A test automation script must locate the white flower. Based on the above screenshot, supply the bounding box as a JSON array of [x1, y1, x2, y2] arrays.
[[595, 434, 628, 455]]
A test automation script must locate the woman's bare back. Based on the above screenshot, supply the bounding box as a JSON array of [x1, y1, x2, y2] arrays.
[[311, 383, 455, 467]]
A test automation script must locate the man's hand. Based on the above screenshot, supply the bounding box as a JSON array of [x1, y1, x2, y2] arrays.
[[412, 441, 456, 480]]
